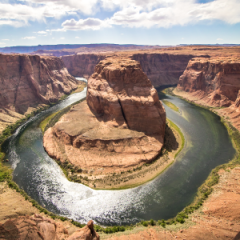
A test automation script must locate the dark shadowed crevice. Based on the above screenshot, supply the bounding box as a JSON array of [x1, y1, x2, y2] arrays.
[[118, 98, 129, 128]]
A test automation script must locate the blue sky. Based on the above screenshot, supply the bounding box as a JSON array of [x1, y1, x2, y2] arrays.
[[0, 0, 239, 47]]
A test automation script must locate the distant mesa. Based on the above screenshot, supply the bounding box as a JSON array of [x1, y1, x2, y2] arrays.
[[43, 57, 166, 174]]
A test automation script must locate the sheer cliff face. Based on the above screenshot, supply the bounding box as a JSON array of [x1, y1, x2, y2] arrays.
[[175, 57, 240, 132], [87, 58, 166, 137], [61, 54, 106, 78], [131, 53, 194, 87], [178, 58, 240, 107], [44, 57, 166, 172], [0, 54, 78, 114], [61, 53, 193, 88]]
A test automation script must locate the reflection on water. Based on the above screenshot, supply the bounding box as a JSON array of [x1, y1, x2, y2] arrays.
[[3, 83, 235, 226]]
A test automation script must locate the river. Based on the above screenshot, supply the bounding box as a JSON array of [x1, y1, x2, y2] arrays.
[[2, 78, 235, 226]]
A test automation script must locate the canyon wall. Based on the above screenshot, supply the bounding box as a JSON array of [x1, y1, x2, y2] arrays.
[[131, 53, 194, 87], [176, 57, 240, 131], [44, 57, 166, 173], [177, 58, 240, 107], [62, 52, 195, 88], [0, 54, 78, 132], [62, 54, 106, 78]]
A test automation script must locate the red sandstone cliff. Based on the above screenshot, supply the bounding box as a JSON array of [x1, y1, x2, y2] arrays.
[[175, 57, 240, 131], [218, 90, 240, 131], [62, 52, 195, 88], [62, 54, 106, 78], [131, 53, 194, 87], [177, 58, 240, 107], [0, 54, 78, 132], [43, 57, 166, 173]]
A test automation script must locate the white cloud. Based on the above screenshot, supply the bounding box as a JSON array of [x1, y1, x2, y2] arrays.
[[60, 18, 111, 31], [108, 0, 240, 28], [75, 36, 80, 38], [2, 39, 9, 41], [0, 42, 6, 45], [60, 37, 65, 39], [36, 31, 47, 34], [22, 0, 99, 15], [0, 2, 76, 27], [217, 38, 223, 41], [0, 3, 43, 26], [22, 36, 36, 40], [0, 0, 240, 30]]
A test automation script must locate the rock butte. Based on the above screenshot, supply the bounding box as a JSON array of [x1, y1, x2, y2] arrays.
[[0, 54, 79, 133], [43, 57, 166, 172]]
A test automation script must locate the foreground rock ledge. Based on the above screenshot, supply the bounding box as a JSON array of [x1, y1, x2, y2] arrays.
[[0, 215, 99, 240], [43, 57, 166, 173]]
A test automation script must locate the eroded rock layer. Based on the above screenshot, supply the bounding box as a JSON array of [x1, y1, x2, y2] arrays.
[[0, 54, 78, 113], [0, 215, 99, 240], [62, 52, 194, 88], [0, 54, 78, 132], [131, 53, 194, 87], [62, 54, 106, 79], [218, 90, 240, 131], [44, 57, 166, 172], [176, 57, 240, 131], [177, 58, 240, 107]]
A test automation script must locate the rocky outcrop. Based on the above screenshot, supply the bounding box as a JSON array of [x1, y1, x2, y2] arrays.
[[68, 220, 99, 240], [0, 54, 78, 132], [177, 58, 240, 107], [43, 57, 166, 173], [0, 214, 67, 240], [131, 53, 194, 87], [62, 54, 106, 78], [0, 215, 99, 240], [218, 90, 240, 131]]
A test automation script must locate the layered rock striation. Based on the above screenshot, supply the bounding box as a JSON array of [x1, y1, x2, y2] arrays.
[[176, 57, 240, 131], [131, 53, 194, 87], [44, 57, 166, 173], [218, 90, 240, 131], [177, 58, 240, 107], [61, 52, 194, 88], [62, 54, 106, 79], [0, 54, 78, 132]]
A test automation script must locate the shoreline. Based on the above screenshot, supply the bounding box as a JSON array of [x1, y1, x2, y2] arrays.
[[40, 108, 184, 190]]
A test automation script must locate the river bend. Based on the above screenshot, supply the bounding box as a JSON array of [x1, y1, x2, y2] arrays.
[[3, 79, 235, 225]]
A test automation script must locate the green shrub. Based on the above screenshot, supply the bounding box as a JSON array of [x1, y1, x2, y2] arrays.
[[176, 217, 185, 224], [141, 221, 148, 227], [149, 219, 155, 226]]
